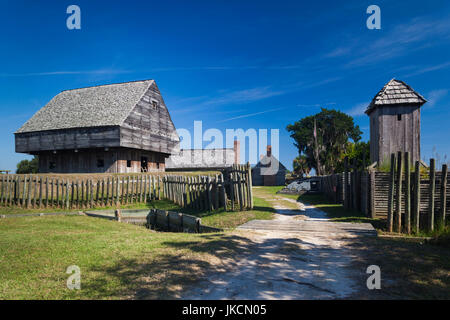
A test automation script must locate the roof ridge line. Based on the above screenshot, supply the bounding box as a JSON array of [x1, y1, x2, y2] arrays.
[[60, 79, 154, 92]]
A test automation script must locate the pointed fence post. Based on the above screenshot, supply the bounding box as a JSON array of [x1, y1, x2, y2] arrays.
[[395, 152, 403, 233], [429, 158, 436, 232], [404, 152, 411, 234], [387, 153, 396, 232], [440, 164, 448, 228]]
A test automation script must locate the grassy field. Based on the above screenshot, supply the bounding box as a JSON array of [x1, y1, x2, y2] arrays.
[[0, 187, 275, 299], [0, 215, 249, 299]]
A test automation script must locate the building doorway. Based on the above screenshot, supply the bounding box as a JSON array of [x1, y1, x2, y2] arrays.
[[141, 156, 148, 172]]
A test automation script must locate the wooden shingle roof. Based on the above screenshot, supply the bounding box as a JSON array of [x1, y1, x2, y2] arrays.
[[16, 80, 154, 133], [365, 79, 426, 115], [253, 155, 287, 175]]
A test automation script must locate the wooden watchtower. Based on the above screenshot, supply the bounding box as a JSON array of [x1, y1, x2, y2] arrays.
[[365, 79, 427, 165]]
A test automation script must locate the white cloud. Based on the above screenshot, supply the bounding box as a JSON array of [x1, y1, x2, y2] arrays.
[[427, 89, 448, 107], [346, 102, 370, 117]]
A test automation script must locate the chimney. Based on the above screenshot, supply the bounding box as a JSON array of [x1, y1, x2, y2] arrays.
[[234, 140, 240, 164], [267, 145, 272, 157]]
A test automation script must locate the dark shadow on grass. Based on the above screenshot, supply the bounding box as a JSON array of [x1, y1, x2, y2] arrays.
[[345, 236, 450, 299], [81, 233, 252, 299]]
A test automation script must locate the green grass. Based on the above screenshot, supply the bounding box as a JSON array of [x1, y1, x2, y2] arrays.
[[0, 186, 278, 299], [0, 215, 247, 299], [349, 236, 450, 299], [183, 196, 275, 229]]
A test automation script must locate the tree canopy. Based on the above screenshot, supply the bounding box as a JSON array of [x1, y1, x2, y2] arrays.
[[292, 155, 311, 177], [287, 108, 363, 175], [16, 156, 39, 174]]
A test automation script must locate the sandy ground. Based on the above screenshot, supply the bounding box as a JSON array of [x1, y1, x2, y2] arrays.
[[182, 194, 376, 300]]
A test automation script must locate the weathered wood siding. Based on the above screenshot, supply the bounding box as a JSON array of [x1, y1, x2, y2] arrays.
[[15, 126, 120, 153], [370, 105, 420, 165], [120, 82, 179, 155], [38, 148, 166, 174], [252, 167, 286, 186]]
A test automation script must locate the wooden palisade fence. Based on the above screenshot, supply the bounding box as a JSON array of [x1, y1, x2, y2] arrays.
[[163, 163, 253, 211], [320, 153, 449, 234], [386, 152, 448, 234], [0, 163, 254, 212], [0, 174, 164, 210]]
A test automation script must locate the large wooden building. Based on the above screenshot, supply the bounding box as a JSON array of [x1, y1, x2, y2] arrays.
[[15, 80, 180, 173], [366, 79, 427, 165]]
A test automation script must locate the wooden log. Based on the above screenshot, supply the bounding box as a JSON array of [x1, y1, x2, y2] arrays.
[[143, 175, 147, 203], [1, 175, 6, 205], [230, 171, 235, 211], [6, 175, 11, 206], [205, 176, 211, 211], [395, 152, 403, 233], [404, 152, 411, 234], [214, 174, 219, 210], [139, 175, 143, 203], [80, 180, 85, 209], [65, 180, 70, 209], [109, 177, 113, 206], [106, 177, 110, 206], [237, 172, 243, 211], [429, 158, 436, 232], [58, 179, 63, 209], [439, 164, 448, 229], [387, 153, 396, 232], [21, 175, 27, 208], [118, 176, 123, 204], [95, 179, 99, 206], [90, 180, 94, 208], [126, 176, 130, 204], [115, 177, 119, 205], [440, 164, 448, 228], [44, 177, 49, 208], [247, 162, 253, 209], [76, 180, 80, 209], [37, 177, 43, 208], [55, 178, 60, 208], [158, 176, 161, 200], [27, 175, 33, 209], [13, 176, 18, 206], [370, 170, 376, 218], [153, 175, 157, 200], [70, 180, 75, 209], [203, 176, 208, 210]]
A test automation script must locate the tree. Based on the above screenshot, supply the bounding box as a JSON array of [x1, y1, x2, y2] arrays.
[[16, 156, 39, 174], [293, 155, 311, 177], [287, 108, 362, 175], [335, 141, 370, 172]]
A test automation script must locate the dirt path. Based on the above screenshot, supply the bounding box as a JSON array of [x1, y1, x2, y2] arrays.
[[182, 193, 376, 300]]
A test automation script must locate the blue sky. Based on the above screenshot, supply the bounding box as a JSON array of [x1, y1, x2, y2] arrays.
[[1, 0, 450, 171]]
